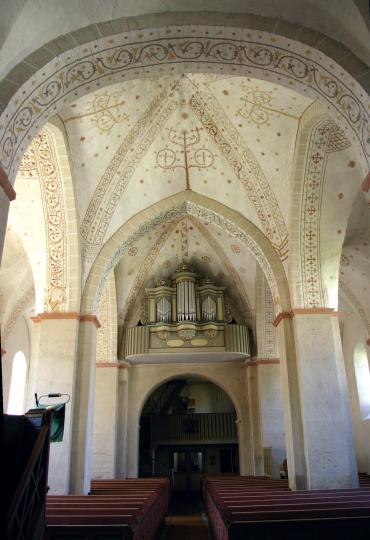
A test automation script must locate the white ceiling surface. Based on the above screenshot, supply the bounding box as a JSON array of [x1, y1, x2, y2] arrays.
[[1, 0, 369, 80], [61, 73, 313, 321], [1, 66, 368, 340], [61, 74, 312, 242], [0, 226, 33, 319]]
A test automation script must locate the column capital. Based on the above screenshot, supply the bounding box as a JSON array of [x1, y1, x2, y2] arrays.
[[79, 314, 101, 328], [246, 358, 280, 366], [31, 312, 101, 328], [96, 362, 129, 369], [273, 308, 338, 326]]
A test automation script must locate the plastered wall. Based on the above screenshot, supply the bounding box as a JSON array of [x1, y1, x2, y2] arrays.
[[342, 310, 370, 474]]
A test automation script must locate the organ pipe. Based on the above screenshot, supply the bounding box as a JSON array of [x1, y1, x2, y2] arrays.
[[177, 280, 196, 321]]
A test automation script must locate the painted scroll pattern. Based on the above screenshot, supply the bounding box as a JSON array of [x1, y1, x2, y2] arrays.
[[96, 282, 112, 363], [0, 31, 368, 180], [20, 129, 68, 312], [190, 89, 288, 257], [301, 119, 350, 308]]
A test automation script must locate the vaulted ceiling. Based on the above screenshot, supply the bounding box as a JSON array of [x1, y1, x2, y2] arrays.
[[1, 70, 368, 340], [56, 73, 314, 319]]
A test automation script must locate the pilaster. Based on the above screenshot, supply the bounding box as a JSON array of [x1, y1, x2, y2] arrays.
[[29, 314, 79, 494], [246, 363, 264, 475], [276, 309, 358, 489], [69, 314, 100, 494], [115, 365, 130, 478], [92, 363, 120, 479]]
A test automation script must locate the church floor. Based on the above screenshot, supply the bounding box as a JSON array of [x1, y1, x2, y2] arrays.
[[161, 492, 212, 540]]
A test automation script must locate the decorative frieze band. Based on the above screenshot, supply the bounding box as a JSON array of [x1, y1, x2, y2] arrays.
[[1, 27, 368, 181], [272, 308, 339, 327], [31, 312, 101, 328]]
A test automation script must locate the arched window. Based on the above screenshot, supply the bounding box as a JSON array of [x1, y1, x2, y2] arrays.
[[7, 351, 27, 415], [354, 343, 370, 420]]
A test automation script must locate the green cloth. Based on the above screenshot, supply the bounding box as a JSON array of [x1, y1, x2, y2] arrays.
[[37, 403, 65, 442]]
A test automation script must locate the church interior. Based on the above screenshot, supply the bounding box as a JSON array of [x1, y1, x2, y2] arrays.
[[1, 1, 370, 538]]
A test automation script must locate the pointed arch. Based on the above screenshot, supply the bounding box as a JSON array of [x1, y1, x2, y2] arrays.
[[119, 214, 253, 327], [290, 106, 363, 308], [18, 121, 80, 312], [81, 191, 290, 318]]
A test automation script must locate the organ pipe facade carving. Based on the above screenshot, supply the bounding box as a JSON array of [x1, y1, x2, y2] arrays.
[[124, 262, 250, 358]]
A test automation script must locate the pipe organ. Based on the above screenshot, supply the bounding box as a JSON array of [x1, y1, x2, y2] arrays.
[[145, 263, 226, 326], [124, 262, 250, 358]]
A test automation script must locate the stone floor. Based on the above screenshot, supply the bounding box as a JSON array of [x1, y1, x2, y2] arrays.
[[161, 492, 212, 540]]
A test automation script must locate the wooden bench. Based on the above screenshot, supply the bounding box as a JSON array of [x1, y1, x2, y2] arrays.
[[45, 477, 171, 540], [204, 475, 370, 540]]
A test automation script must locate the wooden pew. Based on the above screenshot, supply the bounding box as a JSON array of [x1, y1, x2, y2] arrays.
[[45, 477, 171, 540], [204, 475, 370, 540]]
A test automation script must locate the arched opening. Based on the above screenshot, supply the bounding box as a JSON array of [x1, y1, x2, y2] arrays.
[[7, 351, 27, 415], [138, 375, 239, 494], [354, 343, 370, 420]]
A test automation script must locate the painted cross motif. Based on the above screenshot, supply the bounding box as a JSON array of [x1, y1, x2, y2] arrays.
[[91, 90, 129, 133], [155, 126, 215, 190], [237, 83, 299, 126], [237, 84, 272, 126]]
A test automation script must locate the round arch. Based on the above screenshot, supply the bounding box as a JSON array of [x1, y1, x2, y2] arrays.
[[139, 371, 243, 421], [124, 360, 254, 477], [0, 21, 368, 183], [7, 350, 28, 414], [81, 190, 291, 317]]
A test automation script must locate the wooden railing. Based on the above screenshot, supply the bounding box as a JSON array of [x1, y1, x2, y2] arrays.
[[150, 412, 237, 443], [124, 323, 250, 357], [7, 409, 52, 540]]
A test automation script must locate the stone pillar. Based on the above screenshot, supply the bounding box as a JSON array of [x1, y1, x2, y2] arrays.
[[91, 364, 119, 479], [276, 311, 358, 489], [28, 315, 79, 494], [275, 316, 307, 489], [126, 370, 140, 478], [70, 315, 100, 494], [258, 361, 286, 478], [116, 366, 129, 478], [247, 363, 264, 475], [235, 371, 254, 477]]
